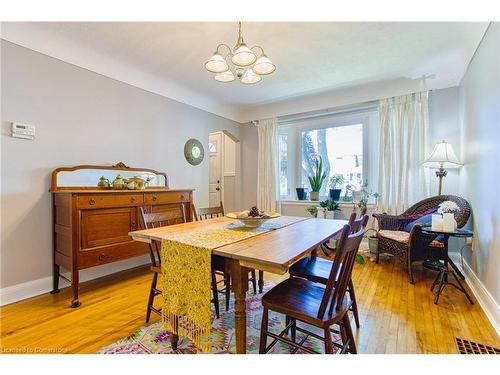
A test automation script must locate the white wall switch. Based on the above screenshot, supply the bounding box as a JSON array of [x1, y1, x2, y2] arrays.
[[11, 122, 35, 140]]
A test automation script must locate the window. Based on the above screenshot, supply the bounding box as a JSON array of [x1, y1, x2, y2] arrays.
[[300, 124, 363, 199], [278, 109, 378, 201]]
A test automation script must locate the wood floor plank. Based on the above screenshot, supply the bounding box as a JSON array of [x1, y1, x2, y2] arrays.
[[1, 256, 498, 354]]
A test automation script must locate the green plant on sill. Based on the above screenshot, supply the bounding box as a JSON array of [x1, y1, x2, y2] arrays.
[[329, 174, 345, 189], [306, 205, 319, 217], [357, 180, 379, 209], [319, 199, 341, 211], [308, 156, 327, 192]]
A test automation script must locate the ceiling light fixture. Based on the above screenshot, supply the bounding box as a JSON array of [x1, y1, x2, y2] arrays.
[[205, 22, 275, 84]]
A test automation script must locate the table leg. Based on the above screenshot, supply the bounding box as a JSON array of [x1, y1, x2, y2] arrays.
[[171, 333, 179, 350], [258, 270, 264, 294], [231, 259, 249, 354], [450, 271, 474, 304], [448, 256, 465, 280]]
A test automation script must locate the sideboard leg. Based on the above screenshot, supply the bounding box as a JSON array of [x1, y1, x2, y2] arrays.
[[51, 263, 60, 294], [70, 269, 81, 308]]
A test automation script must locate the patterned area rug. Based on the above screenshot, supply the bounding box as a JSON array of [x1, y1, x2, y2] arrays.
[[99, 282, 340, 354]]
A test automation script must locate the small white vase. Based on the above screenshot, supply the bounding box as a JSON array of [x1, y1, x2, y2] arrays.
[[442, 213, 456, 232]]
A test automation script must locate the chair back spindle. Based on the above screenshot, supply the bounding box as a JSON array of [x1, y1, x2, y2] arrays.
[[350, 211, 368, 233], [317, 215, 368, 319], [193, 201, 225, 221]]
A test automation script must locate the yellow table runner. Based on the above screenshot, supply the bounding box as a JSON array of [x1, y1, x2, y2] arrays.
[[160, 216, 306, 352]]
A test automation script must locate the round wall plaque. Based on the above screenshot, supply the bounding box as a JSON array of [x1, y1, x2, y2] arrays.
[[184, 138, 205, 166]]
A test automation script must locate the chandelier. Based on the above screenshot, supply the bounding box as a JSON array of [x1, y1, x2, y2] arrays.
[[205, 22, 276, 84]]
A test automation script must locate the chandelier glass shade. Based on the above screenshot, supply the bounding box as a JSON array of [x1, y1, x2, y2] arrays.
[[241, 69, 261, 84], [214, 69, 235, 83], [205, 22, 275, 84], [205, 53, 228, 73]]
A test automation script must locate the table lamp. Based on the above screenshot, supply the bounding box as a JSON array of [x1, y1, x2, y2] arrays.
[[423, 140, 462, 195]]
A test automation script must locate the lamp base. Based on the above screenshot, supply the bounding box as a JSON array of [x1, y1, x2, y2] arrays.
[[436, 167, 447, 195]]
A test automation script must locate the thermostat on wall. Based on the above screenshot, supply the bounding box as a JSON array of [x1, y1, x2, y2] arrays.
[[11, 122, 35, 140]]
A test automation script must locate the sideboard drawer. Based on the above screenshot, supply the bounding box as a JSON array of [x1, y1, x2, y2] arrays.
[[78, 240, 148, 269], [77, 194, 144, 209], [144, 192, 190, 205]]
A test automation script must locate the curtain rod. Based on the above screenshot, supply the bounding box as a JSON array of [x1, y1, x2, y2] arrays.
[[252, 86, 434, 125], [277, 100, 379, 125]]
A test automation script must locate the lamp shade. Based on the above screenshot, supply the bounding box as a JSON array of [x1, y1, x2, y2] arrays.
[[423, 140, 462, 168], [231, 43, 256, 66], [205, 53, 229, 73], [214, 69, 235, 83], [241, 69, 261, 84], [252, 55, 276, 75]]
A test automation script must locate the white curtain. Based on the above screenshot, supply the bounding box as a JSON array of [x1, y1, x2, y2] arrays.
[[256, 117, 279, 213], [378, 92, 430, 214]]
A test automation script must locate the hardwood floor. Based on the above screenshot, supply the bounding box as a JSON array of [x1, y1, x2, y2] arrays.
[[1, 251, 498, 354]]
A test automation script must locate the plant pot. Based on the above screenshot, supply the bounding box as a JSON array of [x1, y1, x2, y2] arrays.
[[333, 210, 342, 220], [352, 190, 362, 203], [296, 187, 305, 200], [368, 236, 379, 255], [310, 191, 319, 201], [329, 188, 341, 201]]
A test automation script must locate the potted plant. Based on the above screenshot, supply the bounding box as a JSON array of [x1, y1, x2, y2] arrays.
[[357, 180, 378, 209], [343, 183, 353, 201], [319, 199, 329, 218], [308, 156, 327, 201], [306, 205, 319, 218], [295, 187, 306, 200], [319, 199, 341, 219], [328, 174, 345, 201]]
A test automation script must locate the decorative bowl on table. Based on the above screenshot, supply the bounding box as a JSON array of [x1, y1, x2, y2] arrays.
[[226, 206, 280, 228]]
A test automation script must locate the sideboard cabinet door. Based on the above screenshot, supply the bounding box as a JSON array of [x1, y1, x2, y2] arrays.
[[80, 207, 138, 250]]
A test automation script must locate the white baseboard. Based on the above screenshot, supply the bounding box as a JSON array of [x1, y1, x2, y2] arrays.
[[449, 253, 500, 336], [0, 255, 150, 307]]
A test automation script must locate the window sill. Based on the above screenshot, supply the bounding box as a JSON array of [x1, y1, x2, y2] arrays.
[[280, 200, 375, 208]]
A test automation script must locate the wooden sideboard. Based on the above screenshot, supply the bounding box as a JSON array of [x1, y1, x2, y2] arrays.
[[50, 163, 193, 307]]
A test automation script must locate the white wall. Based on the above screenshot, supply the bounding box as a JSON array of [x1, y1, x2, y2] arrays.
[[428, 87, 461, 196], [458, 23, 500, 307], [0, 40, 241, 291], [240, 123, 258, 210]]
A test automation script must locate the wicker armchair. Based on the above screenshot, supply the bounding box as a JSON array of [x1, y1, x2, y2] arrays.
[[373, 195, 471, 283]]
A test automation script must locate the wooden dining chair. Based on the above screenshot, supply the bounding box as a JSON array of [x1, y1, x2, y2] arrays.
[[321, 207, 367, 255], [192, 202, 262, 312], [259, 223, 364, 354], [140, 204, 223, 322], [288, 214, 369, 328]]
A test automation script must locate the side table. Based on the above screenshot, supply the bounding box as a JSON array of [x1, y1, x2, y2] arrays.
[[421, 227, 474, 305]]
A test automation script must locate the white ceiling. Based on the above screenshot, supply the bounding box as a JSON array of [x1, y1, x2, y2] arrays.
[[1, 22, 489, 122]]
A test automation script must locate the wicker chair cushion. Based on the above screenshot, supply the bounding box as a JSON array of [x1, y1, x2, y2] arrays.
[[404, 208, 436, 227], [378, 230, 444, 248], [403, 212, 435, 232]]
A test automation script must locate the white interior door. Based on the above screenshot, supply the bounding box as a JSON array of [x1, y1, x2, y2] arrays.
[[208, 133, 222, 207]]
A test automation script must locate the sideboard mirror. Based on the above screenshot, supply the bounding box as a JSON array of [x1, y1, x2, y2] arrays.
[[51, 162, 168, 191]]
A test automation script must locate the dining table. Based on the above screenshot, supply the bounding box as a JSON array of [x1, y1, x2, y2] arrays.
[[129, 215, 347, 354]]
